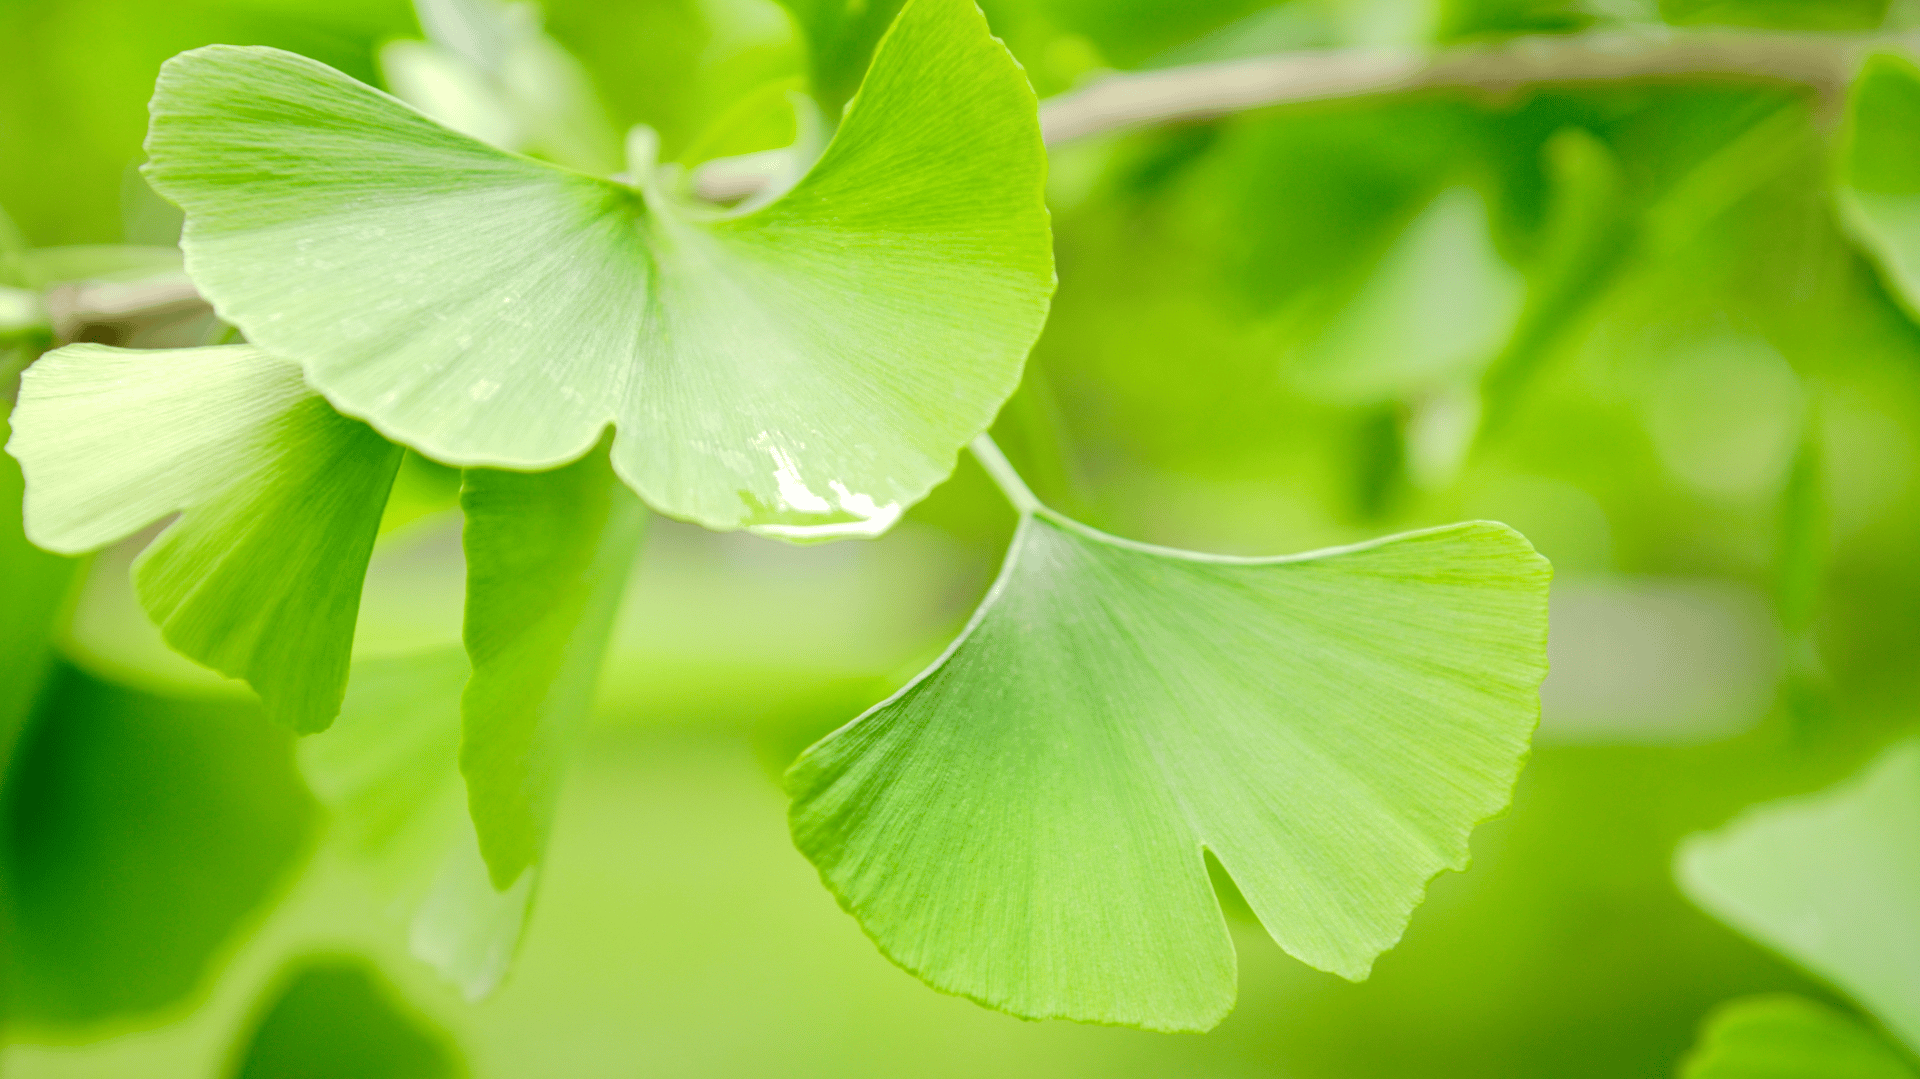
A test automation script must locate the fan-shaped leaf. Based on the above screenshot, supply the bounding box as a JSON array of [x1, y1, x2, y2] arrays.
[[1678, 739, 1920, 1056], [303, 649, 535, 1000], [461, 445, 645, 888], [5, 344, 402, 732], [142, 0, 1053, 540], [789, 512, 1549, 1031]]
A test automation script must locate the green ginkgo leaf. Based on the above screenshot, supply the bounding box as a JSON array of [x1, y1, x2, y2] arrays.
[[142, 0, 1053, 540], [1679, 995, 1918, 1079], [1678, 739, 1920, 1056], [461, 443, 646, 888], [788, 486, 1550, 1031], [5, 344, 402, 732], [302, 649, 535, 999], [1840, 54, 1920, 321]]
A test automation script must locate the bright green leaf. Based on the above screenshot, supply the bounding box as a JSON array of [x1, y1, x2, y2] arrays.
[[5, 343, 403, 732], [302, 649, 534, 1000], [1678, 739, 1920, 1055], [461, 443, 645, 888], [789, 510, 1550, 1031], [142, 0, 1053, 540], [1840, 54, 1920, 322], [1680, 995, 1919, 1079]]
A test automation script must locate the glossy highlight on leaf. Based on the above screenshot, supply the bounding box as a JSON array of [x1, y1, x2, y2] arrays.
[[1678, 739, 1920, 1056], [461, 443, 645, 889], [142, 0, 1053, 540], [789, 513, 1550, 1031], [5, 343, 402, 732]]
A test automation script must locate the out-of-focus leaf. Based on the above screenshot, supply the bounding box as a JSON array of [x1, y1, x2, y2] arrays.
[[1842, 54, 1920, 322], [1288, 186, 1523, 403], [461, 443, 644, 889], [774, 0, 905, 118], [142, 0, 1053, 540], [381, 0, 619, 174], [1479, 127, 1630, 439], [231, 955, 465, 1079], [3, 664, 314, 1034], [302, 649, 534, 1000], [0, 399, 75, 799], [1208, 99, 1486, 322], [6, 344, 402, 732], [790, 509, 1549, 1031], [1660, 0, 1888, 30], [1678, 739, 1920, 1054], [1679, 995, 1918, 1079]]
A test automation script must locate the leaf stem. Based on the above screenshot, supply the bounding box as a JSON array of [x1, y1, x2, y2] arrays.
[[970, 433, 1043, 516]]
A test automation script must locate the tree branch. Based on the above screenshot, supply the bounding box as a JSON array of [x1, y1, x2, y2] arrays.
[[1037, 29, 1881, 145], [81, 29, 1918, 329]]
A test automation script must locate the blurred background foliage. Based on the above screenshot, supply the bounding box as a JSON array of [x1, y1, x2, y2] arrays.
[[5, 0, 1920, 1074]]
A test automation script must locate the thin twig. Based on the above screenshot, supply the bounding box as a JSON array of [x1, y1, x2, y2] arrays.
[[80, 29, 1919, 327], [1039, 29, 1883, 145]]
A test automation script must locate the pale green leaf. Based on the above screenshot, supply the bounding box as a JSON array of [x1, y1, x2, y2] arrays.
[[142, 0, 1053, 540], [461, 442, 645, 888], [301, 649, 535, 1000], [1680, 995, 1918, 1079], [1678, 739, 1920, 1055], [1288, 185, 1523, 403], [5, 343, 403, 732], [1840, 54, 1920, 322], [788, 512, 1550, 1031], [381, 0, 621, 174]]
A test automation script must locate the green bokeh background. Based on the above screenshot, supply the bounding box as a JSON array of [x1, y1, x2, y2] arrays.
[[5, 0, 1920, 1075]]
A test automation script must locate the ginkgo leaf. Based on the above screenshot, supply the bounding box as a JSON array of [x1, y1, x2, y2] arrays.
[[302, 649, 535, 1000], [461, 443, 646, 888], [1840, 54, 1920, 321], [1679, 995, 1918, 1079], [142, 0, 1053, 541], [5, 344, 402, 732], [1678, 739, 1920, 1056], [788, 507, 1550, 1031], [381, 0, 621, 174]]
